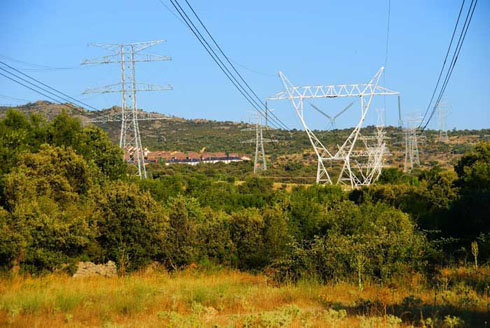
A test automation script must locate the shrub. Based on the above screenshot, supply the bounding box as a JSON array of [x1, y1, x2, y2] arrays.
[[94, 182, 168, 273], [1, 145, 95, 273], [270, 201, 429, 284], [162, 196, 203, 268]]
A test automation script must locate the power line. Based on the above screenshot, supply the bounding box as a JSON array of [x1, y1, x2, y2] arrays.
[[156, 1, 276, 76], [383, 0, 391, 70], [184, 1, 263, 108], [170, 0, 264, 111], [183, 0, 287, 130], [0, 94, 31, 102], [228, 58, 276, 78], [0, 72, 69, 105], [420, 0, 478, 131], [429, 0, 478, 114], [167, 0, 279, 128], [420, 0, 466, 126], [0, 54, 80, 71], [383, 0, 391, 111], [0, 67, 83, 107], [0, 60, 98, 110], [156, 0, 186, 24], [157, 0, 289, 130]]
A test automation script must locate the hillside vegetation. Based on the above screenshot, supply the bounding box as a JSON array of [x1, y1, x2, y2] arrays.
[[0, 108, 489, 327], [1, 102, 489, 172]]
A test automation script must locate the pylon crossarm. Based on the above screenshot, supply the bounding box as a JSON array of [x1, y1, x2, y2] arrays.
[[134, 83, 173, 92], [88, 42, 122, 52], [81, 54, 120, 65], [87, 40, 165, 53], [83, 83, 172, 95], [132, 54, 171, 62], [241, 139, 256, 144], [82, 83, 122, 94], [83, 53, 171, 65], [88, 112, 170, 123], [130, 40, 166, 53], [268, 84, 398, 101], [269, 69, 397, 102]]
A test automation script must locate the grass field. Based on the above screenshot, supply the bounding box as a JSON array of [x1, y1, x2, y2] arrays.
[[0, 267, 488, 327]]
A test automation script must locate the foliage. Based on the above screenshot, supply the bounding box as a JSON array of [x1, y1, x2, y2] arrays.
[[454, 142, 490, 191], [77, 126, 127, 181], [271, 201, 428, 283], [1, 145, 95, 273], [94, 182, 168, 273], [163, 196, 202, 268], [0, 110, 489, 281]]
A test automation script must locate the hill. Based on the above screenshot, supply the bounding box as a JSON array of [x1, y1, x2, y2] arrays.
[[1, 102, 489, 328], [1, 101, 489, 171]]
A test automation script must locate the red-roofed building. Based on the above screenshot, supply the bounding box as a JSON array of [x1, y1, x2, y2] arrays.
[[146, 150, 250, 165]]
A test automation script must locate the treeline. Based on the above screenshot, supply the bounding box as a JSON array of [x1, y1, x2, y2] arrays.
[[0, 110, 488, 285]]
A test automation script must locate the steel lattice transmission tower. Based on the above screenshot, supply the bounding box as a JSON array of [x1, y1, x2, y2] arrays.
[[403, 114, 423, 172], [82, 40, 172, 178], [397, 96, 403, 128], [371, 107, 389, 179], [269, 67, 399, 188], [242, 110, 277, 173], [437, 102, 449, 143]]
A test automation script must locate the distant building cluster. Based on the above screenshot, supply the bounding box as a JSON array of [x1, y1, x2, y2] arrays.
[[124, 147, 250, 166]]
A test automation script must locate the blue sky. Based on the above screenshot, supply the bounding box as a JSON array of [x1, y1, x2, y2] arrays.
[[0, 0, 489, 130]]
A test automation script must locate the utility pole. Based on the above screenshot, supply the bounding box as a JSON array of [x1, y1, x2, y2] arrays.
[[437, 102, 449, 143], [82, 40, 172, 179], [242, 110, 277, 174]]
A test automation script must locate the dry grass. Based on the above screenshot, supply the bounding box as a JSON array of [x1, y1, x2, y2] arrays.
[[0, 268, 488, 327]]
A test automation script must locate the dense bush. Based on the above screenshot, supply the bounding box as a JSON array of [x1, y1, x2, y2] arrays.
[[93, 182, 168, 273], [1, 145, 96, 273], [270, 201, 428, 284], [0, 110, 488, 282]]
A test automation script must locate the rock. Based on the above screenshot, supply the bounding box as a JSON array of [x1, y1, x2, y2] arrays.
[[73, 261, 117, 278]]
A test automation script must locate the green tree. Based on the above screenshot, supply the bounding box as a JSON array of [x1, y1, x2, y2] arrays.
[[454, 142, 490, 191], [163, 196, 204, 268], [77, 126, 127, 180], [94, 181, 168, 273], [0, 110, 42, 175], [288, 184, 344, 240], [445, 142, 490, 250], [229, 208, 267, 270], [47, 110, 82, 148], [1, 145, 95, 273], [197, 208, 236, 266]]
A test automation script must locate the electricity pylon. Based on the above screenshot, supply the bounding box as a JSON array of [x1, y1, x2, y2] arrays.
[[269, 67, 399, 188], [403, 114, 423, 172], [437, 102, 449, 143], [242, 111, 277, 173], [397, 96, 403, 127], [373, 108, 388, 178], [82, 40, 172, 178]]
